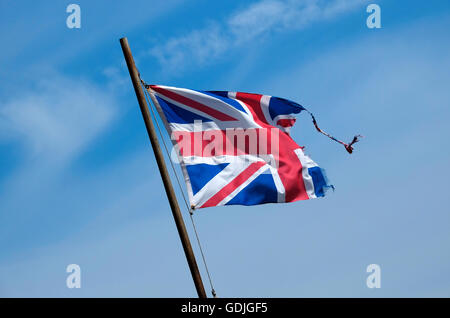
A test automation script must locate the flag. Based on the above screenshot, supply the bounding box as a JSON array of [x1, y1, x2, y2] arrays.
[[147, 85, 359, 209]]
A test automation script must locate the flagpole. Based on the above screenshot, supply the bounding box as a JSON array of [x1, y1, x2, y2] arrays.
[[119, 37, 207, 298]]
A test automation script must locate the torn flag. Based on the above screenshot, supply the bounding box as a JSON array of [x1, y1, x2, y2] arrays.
[[146, 85, 359, 209]]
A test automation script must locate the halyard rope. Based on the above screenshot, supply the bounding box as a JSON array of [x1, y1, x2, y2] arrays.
[[142, 83, 217, 298]]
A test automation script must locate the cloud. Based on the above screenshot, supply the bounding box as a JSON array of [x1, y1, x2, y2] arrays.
[[0, 72, 157, 268], [0, 73, 120, 249], [0, 74, 117, 164], [149, 0, 366, 72], [227, 0, 289, 40], [150, 23, 228, 71]]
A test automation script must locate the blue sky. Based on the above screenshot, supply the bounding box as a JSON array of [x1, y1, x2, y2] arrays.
[[0, 0, 449, 297]]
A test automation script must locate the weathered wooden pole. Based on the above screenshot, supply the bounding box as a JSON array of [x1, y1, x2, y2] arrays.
[[119, 37, 207, 298]]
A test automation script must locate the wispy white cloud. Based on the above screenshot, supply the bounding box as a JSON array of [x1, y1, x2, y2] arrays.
[[150, 23, 228, 71], [149, 0, 366, 72], [0, 74, 117, 164], [0, 71, 156, 269]]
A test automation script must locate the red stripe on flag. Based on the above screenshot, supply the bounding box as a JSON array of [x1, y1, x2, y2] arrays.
[[234, 93, 309, 202], [235, 92, 269, 125], [151, 85, 237, 122], [277, 118, 296, 127], [200, 161, 266, 208], [172, 129, 275, 157]]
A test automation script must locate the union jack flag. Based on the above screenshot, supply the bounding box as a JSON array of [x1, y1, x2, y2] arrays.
[[146, 85, 358, 209]]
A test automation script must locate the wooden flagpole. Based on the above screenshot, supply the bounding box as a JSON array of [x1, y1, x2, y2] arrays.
[[119, 37, 207, 298]]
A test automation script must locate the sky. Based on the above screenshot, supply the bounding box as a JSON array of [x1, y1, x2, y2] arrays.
[[0, 0, 449, 297]]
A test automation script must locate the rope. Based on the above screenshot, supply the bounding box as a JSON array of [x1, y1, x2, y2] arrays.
[[142, 84, 190, 211], [304, 109, 362, 154], [142, 83, 217, 298], [188, 209, 217, 298]]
